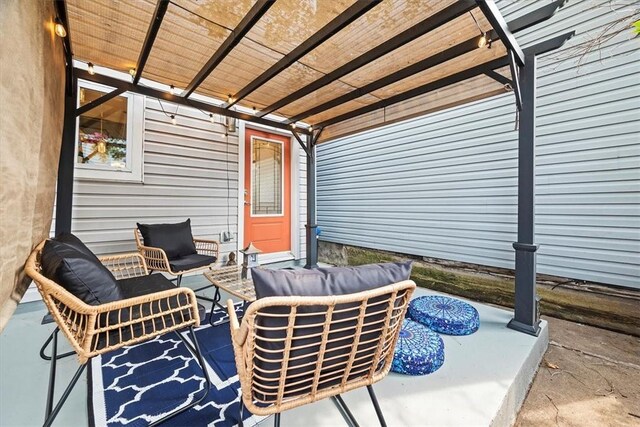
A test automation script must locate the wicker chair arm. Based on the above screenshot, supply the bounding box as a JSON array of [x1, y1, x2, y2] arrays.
[[99, 252, 148, 279], [94, 286, 198, 316], [194, 238, 220, 258], [227, 298, 248, 345], [137, 244, 172, 272]]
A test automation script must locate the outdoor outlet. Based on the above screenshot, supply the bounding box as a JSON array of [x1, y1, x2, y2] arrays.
[[221, 231, 233, 242]]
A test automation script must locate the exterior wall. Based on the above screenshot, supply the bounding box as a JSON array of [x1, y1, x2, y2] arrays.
[[66, 98, 240, 261], [50, 99, 307, 262], [316, 1, 640, 288]]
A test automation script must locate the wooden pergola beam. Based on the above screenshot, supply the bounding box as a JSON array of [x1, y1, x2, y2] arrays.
[[225, 0, 382, 109], [256, 0, 477, 118], [132, 0, 169, 85], [75, 68, 311, 135], [182, 0, 275, 98], [287, 1, 565, 124], [316, 32, 574, 129]]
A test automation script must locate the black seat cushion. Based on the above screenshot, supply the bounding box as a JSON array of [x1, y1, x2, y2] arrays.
[[41, 238, 123, 305], [169, 254, 216, 272], [250, 262, 412, 401], [137, 219, 197, 260], [92, 274, 206, 350]]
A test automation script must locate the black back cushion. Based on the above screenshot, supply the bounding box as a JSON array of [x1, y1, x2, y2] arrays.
[[252, 262, 413, 299], [41, 238, 123, 305], [251, 262, 412, 400], [137, 219, 197, 260]]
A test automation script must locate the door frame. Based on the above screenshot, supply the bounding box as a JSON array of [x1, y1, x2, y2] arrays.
[[237, 120, 301, 261]]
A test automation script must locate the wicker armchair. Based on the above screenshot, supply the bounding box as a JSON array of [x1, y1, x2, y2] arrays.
[[227, 280, 416, 426], [25, 240, 211, 427], [134, 228, 220, 286]]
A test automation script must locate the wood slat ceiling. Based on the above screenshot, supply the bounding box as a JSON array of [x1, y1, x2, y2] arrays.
[[65, 0, 517, 142]]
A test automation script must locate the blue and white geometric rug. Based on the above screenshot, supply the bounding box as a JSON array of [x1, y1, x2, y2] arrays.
[[88, 303, 264, 426]]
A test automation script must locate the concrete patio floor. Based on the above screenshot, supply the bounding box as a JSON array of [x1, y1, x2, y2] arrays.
[[0, 272, 548, 427]]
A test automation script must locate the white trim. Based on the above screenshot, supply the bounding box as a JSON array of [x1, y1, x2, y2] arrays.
[[74, 79, 144, 183], [237, 120, 246, 257], [249, 136, 285, 218], [259, 251, 295, 264], [291, 133, 301, 260]]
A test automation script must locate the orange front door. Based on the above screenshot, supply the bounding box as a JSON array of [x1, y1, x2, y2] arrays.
[[244, 128, 291, 254]]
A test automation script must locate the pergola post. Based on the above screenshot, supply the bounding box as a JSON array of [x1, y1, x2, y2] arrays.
[[54, 75, 77, 235], [508, 53, 541, 336], [305, 132, 318, 269]]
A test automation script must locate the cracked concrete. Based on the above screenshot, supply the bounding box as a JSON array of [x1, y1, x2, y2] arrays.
[[516, 316, 640, 427]]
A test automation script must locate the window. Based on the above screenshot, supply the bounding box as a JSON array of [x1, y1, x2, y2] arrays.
[[251, 137, 283, 216], [75, 80, 144, 182]]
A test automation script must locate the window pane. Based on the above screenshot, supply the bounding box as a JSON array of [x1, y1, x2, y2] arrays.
[[252, 139, 282, 215], [77, 87, 128, 169]]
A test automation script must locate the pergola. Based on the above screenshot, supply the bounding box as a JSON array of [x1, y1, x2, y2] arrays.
[[53, 0, 573, 336]]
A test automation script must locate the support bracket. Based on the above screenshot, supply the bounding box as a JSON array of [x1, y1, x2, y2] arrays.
[[76, 88, 126, 116]]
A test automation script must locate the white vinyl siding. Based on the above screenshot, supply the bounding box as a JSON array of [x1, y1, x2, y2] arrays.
[[66, 98, 240, 260], [316, 1, 640, 288]]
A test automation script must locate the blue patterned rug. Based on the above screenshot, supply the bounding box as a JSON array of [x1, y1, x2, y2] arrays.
[[88, 303, 264, 426]]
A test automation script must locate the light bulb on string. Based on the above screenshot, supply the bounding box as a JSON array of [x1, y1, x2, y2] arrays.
[[54, 18, 67, 37], [129, 68, 136, 81], [478, 33, 488, 48], [170, 115, 177, 126], [87, 62, 95, 75], [170, 85, 179, 95]]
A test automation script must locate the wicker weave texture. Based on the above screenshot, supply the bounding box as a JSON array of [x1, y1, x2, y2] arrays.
[[134, 228, 220, 276], [24, 241, 201, 364], [228, 280, 416, 415]]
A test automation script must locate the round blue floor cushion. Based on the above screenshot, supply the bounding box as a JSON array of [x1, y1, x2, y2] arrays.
[[392, 319, 445, 375], [408, 295, 480, 335]]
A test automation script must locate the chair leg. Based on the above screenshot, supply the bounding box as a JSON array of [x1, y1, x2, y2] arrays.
[[43, 362, 86, 427], [176, 275, 183, 287], [274, 412, 281, 427], [148, 326, 211, 426], [331, 395, 360, 427], [366, 385, 387, 427], [40, 328, 74, 361], [237, 392, 245, 427]]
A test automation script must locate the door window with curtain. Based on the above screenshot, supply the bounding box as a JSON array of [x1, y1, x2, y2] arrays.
[[251, 137, 283, 216]]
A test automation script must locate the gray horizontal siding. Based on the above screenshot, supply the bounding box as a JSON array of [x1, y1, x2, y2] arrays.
[[317, 1, 640, 288], [66, 98, 240, 260]]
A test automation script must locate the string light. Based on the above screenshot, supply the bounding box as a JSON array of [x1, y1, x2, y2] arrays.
[[290, 123, 296, 129], [129, 68, 136, 81], [54, 18, 67, 38], [87, 62, 95, 75], [170, 84, 180, 95], [478, 33, 488, 48], [309, 125, 313, 132], [209, 113, 215, 124], [170, 115, 177, 126], [227, 95, 234, 104]]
